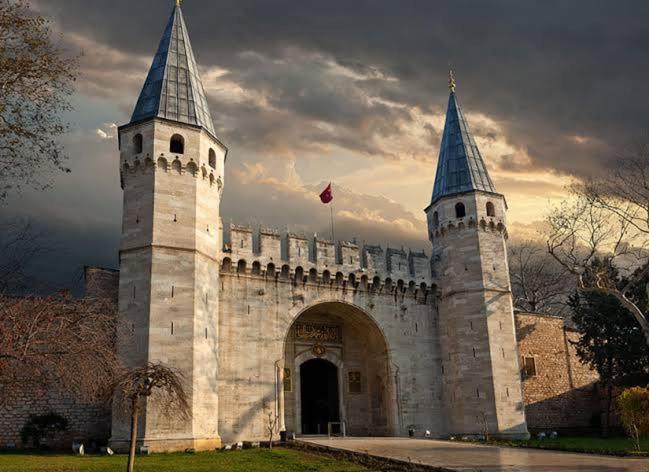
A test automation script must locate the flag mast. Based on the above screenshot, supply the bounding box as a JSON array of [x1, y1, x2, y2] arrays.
[[319, 182, 335, 242]]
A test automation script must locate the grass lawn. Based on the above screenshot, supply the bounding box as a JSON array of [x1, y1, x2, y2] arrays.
[[0, 448, 370, 472], [498, 436, 649, 455]]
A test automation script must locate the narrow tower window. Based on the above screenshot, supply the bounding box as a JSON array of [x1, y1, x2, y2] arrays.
[[133, 133, 143, 154], [208, 148, 216, 169], [455, 202, 466, 218], [170, 134, 185, 154], [432, 211, 439, 228], [486, 201, 495, 217]]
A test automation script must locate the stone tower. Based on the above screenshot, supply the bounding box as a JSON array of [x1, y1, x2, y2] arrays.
[[110, 2, 227, 452], [425, 74, 529, 439]]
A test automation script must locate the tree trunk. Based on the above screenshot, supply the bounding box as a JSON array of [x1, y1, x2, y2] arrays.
[[127, 398, 139, 472], [603, 383, 612, 438]]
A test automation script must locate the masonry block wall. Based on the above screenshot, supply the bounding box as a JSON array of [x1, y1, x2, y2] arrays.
[[515, 312, 599, 432]]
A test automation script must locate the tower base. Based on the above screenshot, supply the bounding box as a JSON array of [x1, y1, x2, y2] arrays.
[[109, 436, 222, 453]]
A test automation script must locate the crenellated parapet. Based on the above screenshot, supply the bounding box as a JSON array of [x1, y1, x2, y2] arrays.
[[222, 223, 433, 290]]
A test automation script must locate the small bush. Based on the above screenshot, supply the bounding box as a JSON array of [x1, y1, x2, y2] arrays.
[[20, 412, 68, 448], [617, 387, 649, 452]]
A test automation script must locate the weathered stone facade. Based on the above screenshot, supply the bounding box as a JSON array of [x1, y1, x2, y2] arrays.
[[516, 312, 600, 432]]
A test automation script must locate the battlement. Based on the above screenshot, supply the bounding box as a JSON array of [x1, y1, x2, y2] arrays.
[[430, 216, 507, 241], [223, 223, 433, 287]]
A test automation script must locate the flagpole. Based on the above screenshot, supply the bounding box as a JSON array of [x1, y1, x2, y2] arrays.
[[330, 205, 335, 242]]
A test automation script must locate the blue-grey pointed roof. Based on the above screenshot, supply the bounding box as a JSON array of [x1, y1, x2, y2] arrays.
[[130, 4, 216, 137], [431, 91, 497, 204]]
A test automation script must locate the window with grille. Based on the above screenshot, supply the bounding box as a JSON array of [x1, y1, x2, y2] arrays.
[[348, 371, 361, 393], [522, 356, 537, 378], [283, 368, 291, 392]]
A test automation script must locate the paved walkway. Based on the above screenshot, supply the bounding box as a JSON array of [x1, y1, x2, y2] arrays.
[[299, 437, 649, 471]]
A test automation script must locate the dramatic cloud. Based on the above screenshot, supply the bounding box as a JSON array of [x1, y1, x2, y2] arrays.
[[4, 0, 647, 288]]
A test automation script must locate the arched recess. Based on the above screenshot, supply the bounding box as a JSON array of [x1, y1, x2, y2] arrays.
[[282, 301, 396, 437]]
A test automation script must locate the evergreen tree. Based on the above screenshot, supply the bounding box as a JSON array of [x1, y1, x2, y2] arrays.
[[569, 285, 649, 435]]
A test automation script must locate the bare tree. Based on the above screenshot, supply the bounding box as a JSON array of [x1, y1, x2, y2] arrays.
[[112, 363, 190, 472], [266, 410, 279, 451], [0, 292, 120, 406], [546, 139, 649, 345], [508, 239, 573, 316], [0, 219, 51, 293], [0, 0, 78, 201]]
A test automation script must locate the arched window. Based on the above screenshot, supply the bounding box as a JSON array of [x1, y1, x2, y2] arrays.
[[372, 276, 381, 290], [322, 270, 331, 284], [237, 259, 246, 274], [348, 273, 356, 286], [309, 268, 318, 283], [432, 211, 439, 228], [208, 148, 216, 169], [221, 257, 232, 272], [170, 134, 184, 154], [360, 275, 368, 290], [252, 261, 261, 275], [172, 159, 182, 174], [266, 263, 276, 278], [280, 265, 290, 279], [486, 201, 495, 217], [335, 272, 344, 285], [133, 133, 143, 154], [295, 266, 304, 283], [455, 202, 466, 218]]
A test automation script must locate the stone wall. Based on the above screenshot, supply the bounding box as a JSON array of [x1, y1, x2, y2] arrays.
[[0, 393, 110, 450], [515, 312, 600, 432]]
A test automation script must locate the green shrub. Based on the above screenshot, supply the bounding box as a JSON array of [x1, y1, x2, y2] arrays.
[[20, 412, 68, 448], [617, 387, 649, 452]]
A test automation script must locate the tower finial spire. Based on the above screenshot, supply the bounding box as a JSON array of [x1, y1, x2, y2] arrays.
[[176, 0, 182, 7], [448, 69, 456, 92]]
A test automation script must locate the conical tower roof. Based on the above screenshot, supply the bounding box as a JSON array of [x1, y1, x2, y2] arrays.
[[130, 2, 216, 137], [431, 76, 496, 204]]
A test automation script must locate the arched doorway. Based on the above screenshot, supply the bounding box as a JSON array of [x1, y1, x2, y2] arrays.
[[300, 358, 340, 434], [282, 301, 395, 436]]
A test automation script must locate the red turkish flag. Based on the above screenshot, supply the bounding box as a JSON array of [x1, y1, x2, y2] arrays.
[[319, 183, 333, 204]]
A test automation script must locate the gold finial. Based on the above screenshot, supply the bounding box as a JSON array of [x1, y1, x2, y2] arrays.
[[176, 0, 182, 6], [448, 69, 456, 92]]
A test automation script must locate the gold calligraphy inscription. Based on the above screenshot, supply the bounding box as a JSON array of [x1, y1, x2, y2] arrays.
[[294, 323, 341, 343]]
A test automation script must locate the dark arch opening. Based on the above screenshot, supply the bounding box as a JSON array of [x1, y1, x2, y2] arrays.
[[266, 263, 276, 278], [209, 148, 216, 169], [237, 259, 246, 274], [221, 257, 232, 272], [281, 265, 290, 279], [432, 211, 439, 228], [170, 134, 184, 154], [455, 202, 466, 218], [252, 261, 261, 275], [133, 133, 143, 154], [486, 201, 495, 217], [322, 270, 331, 284], [300, 358, 339, 435], [309, 268, 318, 283]]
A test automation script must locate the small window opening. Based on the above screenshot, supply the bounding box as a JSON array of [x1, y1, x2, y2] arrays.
[[133, 133, 143, 154], [455, 202, 466, 218], [522, 356, 537, 378], [170, 134, 184, 154], [208, 148, 216, 169], [432, 211, 439, 228], [486, 201, 495, 217]]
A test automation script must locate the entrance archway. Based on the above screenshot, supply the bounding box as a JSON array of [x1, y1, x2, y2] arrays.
[[300, 358, 340, 434], [283, 301, 395, 436]]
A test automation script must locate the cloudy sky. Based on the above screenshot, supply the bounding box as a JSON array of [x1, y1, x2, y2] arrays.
[[4, 0, 649, 289]]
